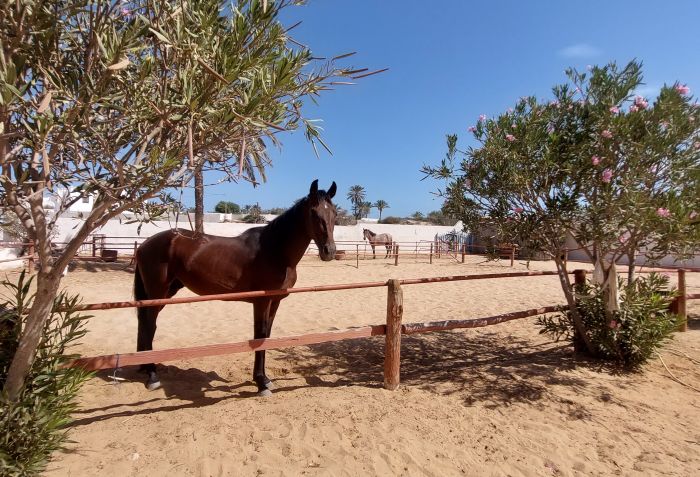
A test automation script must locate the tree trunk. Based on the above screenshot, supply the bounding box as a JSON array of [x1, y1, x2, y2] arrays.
[[627, 251, 635, 284], [553, 256, 595, 355], [194, 164, 204, 234], [3, 271, 61, 400]]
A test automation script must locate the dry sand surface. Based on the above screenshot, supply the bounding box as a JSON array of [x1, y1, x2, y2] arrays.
[[18, 254, 699, 476]]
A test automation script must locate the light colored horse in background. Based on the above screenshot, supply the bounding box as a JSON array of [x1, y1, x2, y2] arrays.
[[362, 228, 393, 259]]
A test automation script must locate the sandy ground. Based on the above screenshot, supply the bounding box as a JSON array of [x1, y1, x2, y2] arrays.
[[11, 254, 698, 476]]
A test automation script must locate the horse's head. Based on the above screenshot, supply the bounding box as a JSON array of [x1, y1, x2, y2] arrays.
[[362, 229, 369, 241], [306, 179, 337, 261]]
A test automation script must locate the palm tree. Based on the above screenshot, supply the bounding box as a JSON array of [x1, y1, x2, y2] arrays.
[[360, 201, 372, 218], [346, 185, 366, 219], [374, 200, 389, 221]]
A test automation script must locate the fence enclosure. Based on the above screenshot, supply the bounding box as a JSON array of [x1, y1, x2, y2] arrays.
[[65, 269, 694, 392]]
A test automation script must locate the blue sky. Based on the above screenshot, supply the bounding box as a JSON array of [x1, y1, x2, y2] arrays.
[[183, 0, 700, 217]]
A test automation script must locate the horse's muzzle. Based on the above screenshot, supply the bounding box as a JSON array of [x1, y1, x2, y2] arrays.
[[319, 243, 336, 262]]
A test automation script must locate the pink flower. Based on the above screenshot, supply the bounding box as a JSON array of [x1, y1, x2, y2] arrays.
[[547, 124, 555, 134], [513, 207, 524, 213], [507, 108, 514, 113], [591, 155, 600, 166], [634, 96, 648, 110], [465, 179, 472, 188], [689, 211, 698, 220], [601, 130, 613, 139], [656, 208, 671, 218], [675, 84, 690, 95], [649, 164, 658, 174], [505, 134, 516, 142], [479, 114, 487, 122], [511, 122, 517, 128], [549, 100, 559, 107], [629, 105, 639, 113], [121, 7, 130, 15], [468, 126, 477, 132], [602, 169, 613, 183], [609, 106, 620, 114], [618, 235, 628, 244]]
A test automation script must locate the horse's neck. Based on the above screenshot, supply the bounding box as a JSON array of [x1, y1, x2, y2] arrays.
[[262, 209, 310, 267]]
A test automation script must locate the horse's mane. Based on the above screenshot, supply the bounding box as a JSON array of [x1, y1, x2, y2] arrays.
[[264, 189, 334, 237], [364, 229, 376, 237]]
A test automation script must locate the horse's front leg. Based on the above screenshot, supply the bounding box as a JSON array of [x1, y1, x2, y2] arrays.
[[253, 299, 280, 396]]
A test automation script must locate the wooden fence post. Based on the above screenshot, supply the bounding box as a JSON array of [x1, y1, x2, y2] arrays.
[[510, 247, 515, 267], [92, 235, 97, 257], [429, 243, 433, 264], [384, 279, 403, 390], [394, 244, 399, 266], [461, 243, 466, 263], [356, 244, 359, 269], [677, 269, 687, 332]]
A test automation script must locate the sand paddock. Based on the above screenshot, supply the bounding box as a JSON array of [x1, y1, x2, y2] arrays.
[[13, 255, 698, 476]]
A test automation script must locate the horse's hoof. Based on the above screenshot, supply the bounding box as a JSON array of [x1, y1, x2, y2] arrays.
[[263, 379, 275, 391], [146, 380, 162, 391], [258, 388, 273, 397]]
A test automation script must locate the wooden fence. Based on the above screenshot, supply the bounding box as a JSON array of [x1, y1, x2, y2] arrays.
[[66, 269, 695, 391]]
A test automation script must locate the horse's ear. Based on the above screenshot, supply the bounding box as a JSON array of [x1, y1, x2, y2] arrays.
[[328, 181, 337, 199], [309, 179, 319, 197]]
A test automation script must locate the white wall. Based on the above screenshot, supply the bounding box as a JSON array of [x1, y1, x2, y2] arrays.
[[53, 217, 459, 252], [564, 234, 699, 268]]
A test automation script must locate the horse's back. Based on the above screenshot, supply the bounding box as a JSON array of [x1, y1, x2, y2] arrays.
[[378, 233, 392, 244], [136, 228, 269, 296]]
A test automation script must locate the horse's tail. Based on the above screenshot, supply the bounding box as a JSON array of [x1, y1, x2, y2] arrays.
[[133, 263, 148, 321]]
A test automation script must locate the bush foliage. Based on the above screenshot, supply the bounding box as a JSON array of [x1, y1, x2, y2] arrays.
[[537, 273, 680, 366], [0, 273, 92, 476]]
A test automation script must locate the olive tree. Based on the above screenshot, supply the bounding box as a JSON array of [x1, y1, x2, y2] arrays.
[[0, 0, 373, 400]]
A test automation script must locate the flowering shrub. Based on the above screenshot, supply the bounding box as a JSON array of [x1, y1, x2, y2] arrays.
[[537, 273, 680, 366]]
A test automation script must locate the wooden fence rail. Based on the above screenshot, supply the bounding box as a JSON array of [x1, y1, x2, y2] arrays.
[[65, 268, 697, 392], [63, 271, 565, 312]]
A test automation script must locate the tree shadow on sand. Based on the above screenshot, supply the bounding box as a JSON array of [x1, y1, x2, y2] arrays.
[[70, 327, 637, 426], [275, 330, 603, 410], [72, 261, 134, 273]]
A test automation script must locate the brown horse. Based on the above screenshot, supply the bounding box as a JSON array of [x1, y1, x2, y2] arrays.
[[133, 180, 337, 395], [362, 228, 393, 259]]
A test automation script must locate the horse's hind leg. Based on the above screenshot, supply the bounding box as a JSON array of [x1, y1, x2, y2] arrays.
[[253, 298, 280, 396], [137, 307, 161, 390]]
